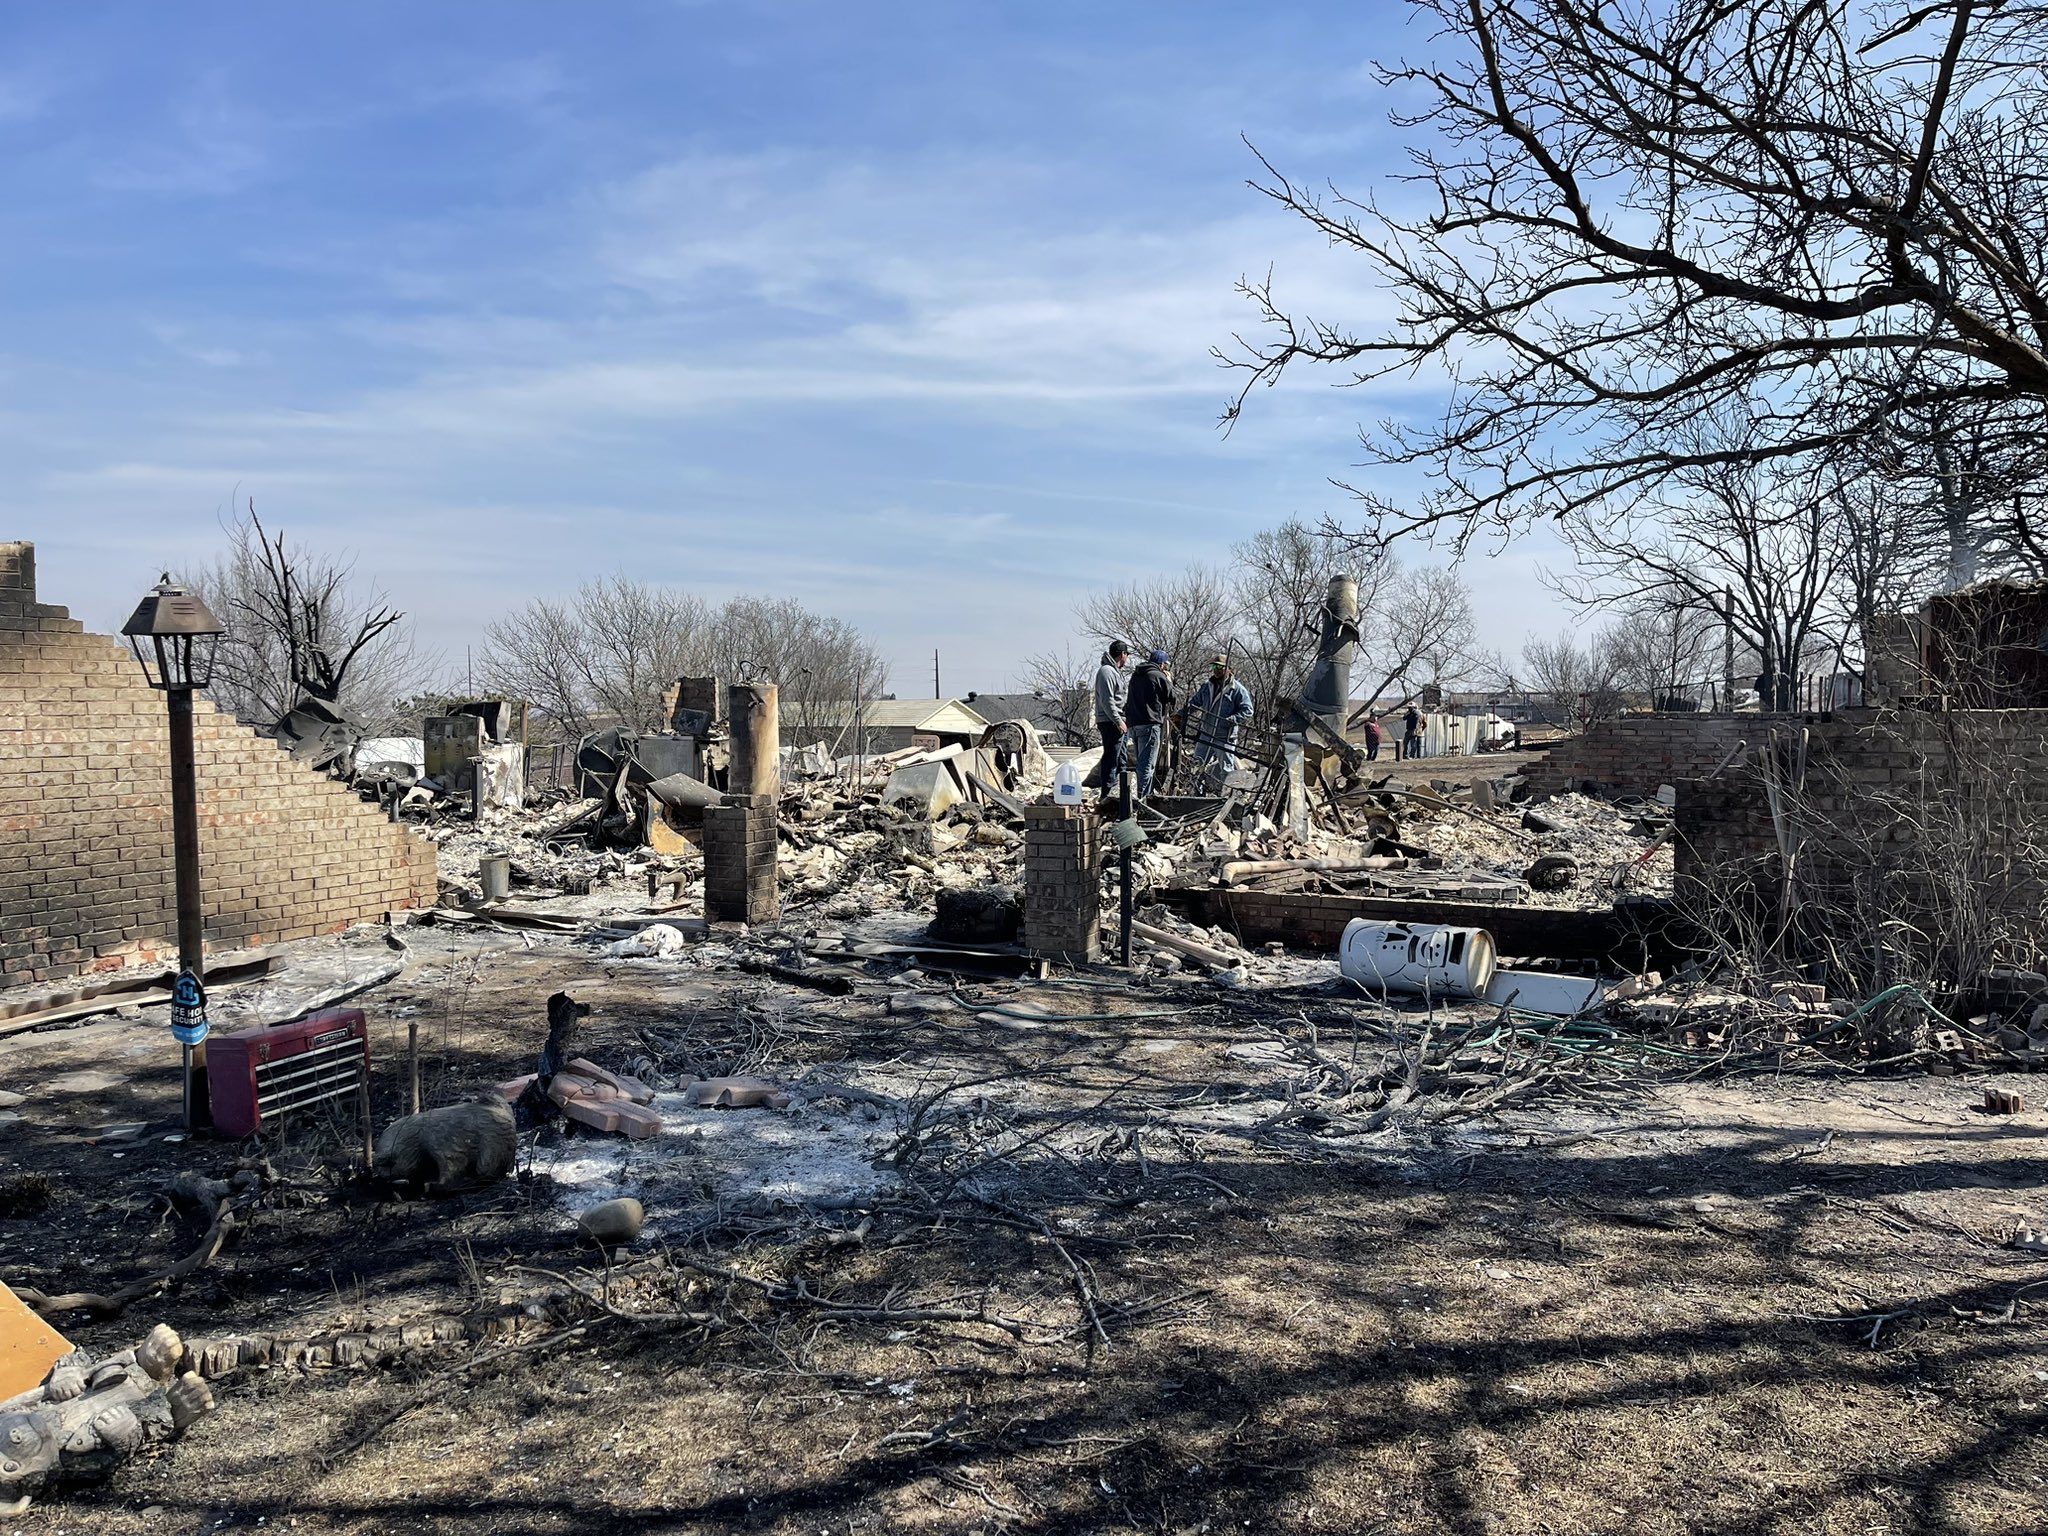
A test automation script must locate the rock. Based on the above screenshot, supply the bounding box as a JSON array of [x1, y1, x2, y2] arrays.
[[577, 1197, 645, 1246], [0, 1091, 23, 1110]]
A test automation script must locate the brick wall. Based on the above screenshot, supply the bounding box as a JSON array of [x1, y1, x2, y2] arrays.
[[0, 542, 438, 986], [1022, 804, 1102, 962], [1522, 713, 1755, 800], [1675, 707, 2048, 966]]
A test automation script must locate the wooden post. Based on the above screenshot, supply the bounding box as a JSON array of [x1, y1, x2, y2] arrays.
[[358, 1070, 375, 1172]]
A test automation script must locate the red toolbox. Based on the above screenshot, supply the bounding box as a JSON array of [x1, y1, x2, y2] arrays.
[[207, 1008, 371, 1137]]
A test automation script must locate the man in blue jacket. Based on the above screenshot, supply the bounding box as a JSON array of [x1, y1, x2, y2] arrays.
[[1177, 654, 1254, 792]]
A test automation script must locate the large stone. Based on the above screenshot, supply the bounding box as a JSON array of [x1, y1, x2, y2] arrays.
[[577, 1198, 645, 1246]]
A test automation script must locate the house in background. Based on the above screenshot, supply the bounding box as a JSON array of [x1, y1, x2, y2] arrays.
[[783, 698, 990, 755], [960, 690, 1085, 745]]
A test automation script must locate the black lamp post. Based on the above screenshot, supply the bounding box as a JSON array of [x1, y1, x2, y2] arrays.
[[121, 574, 226, 1132]]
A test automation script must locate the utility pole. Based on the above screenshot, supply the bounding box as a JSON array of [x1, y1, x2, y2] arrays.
[[932, 649, 940, 700], [1721, 588, 1736, 714]]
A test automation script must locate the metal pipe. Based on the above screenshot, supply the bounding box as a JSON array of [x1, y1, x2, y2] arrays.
[[1118, 769, 1133, 968], [728, 681, 781, 799]]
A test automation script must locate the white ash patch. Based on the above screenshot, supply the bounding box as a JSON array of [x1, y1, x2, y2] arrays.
[[530, 1091, 899, 1226], [1414, 792, 1674, 906]]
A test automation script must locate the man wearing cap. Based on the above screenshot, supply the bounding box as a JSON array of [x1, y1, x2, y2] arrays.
[[1124, 648, 1176, 802], [1088, 640, 1131, 789], [1176, 653, 1254, 793]]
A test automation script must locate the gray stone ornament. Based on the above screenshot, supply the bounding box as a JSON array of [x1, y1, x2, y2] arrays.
[[0, 1323, 215, 1513]]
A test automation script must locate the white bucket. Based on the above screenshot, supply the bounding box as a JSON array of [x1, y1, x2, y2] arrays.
[[1339, 920, 1496, 1000]]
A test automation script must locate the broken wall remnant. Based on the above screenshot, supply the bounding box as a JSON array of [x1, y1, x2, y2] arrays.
[[704, 791, 778, 925], [1521, 714, 1751, 801], [1022, 802, 1102, 961], [0, 543, 438, 987], [667, 674, 725, 737], [1921, 581, 2048, 708], [1676, 707, 2048, 981]]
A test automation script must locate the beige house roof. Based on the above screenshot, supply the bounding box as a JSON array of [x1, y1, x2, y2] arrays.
[[798, 699, 990, 734]]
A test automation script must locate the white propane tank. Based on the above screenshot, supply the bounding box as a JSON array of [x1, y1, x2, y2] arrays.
[[1052, 759, 1085, 806], [1339, 920, 1497, 1000]]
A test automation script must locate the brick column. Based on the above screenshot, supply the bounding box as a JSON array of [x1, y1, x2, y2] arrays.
[[0, 541, 33, 595], [1023, 804, 1102, 961], [704, 792, 779, 925]]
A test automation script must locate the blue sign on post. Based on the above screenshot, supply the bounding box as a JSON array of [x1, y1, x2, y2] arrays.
[[170, 969, 209, 1047]]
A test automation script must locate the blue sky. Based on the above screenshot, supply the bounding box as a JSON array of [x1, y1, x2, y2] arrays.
[[1, 0, 1569, 694]]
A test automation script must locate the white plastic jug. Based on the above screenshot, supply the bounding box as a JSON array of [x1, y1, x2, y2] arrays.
[[1339, 920, 1496, 1000], [1052, 760, 1085, 806]]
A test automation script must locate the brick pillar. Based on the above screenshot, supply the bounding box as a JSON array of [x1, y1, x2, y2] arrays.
[[704, 792, 779, 925], [1023, 803, 1102, 961], [0, 541, 33, 595]]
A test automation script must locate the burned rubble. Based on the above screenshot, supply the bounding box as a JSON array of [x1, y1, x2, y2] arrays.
[[5, 652, 2048, 1532]]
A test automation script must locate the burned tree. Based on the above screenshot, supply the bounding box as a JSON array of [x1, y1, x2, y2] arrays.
[[182, 506, 428, 735], [1222, 0, 2048, 549]]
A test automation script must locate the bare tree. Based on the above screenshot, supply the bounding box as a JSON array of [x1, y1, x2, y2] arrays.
[[478, 578, 885, 743], [480, 577, 712, 738], [1221, 0, 2048, 549], [1074, 566, 1237, 685], [181, 505, 434, 734], [711, 596, 889, 742], [1229, 520, 1374, 721], [1518, 628, 1627, 730], [1014, 645, 1096, 745], [1355, 565, 1482, 710], [1604, 590, 1723, 709], [1554, 439, 1852, 711]]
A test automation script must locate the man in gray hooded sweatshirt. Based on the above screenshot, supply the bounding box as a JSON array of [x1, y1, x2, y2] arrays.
[[1089, 640, 1131, 789]]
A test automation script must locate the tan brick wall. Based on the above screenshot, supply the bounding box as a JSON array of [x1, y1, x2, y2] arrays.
[[0, 541, 439, 986], [1674, 707, 2048, 962], [1523, 714, 1753, 801]]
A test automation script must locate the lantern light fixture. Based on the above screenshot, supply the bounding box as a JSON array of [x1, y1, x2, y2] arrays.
[[120, 573, 225, 691]]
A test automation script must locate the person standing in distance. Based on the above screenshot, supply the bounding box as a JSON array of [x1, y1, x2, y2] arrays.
[[1089, 640, 1131, 790], [1125, 648, 1176, 802]]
